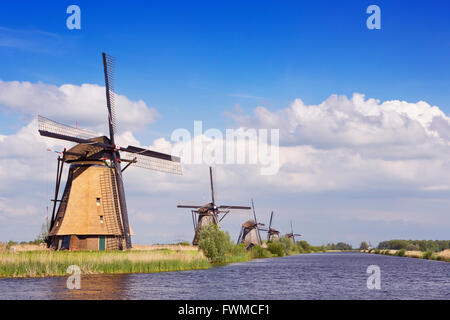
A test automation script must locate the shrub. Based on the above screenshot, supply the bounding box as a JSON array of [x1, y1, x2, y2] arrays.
[[296, 240, 311, 253], [280, 237, 297, 255], [231, 243, 247, 256], [396, 249, 406, 257], [250, 245, 271, 259], [7, 240, 18, 246], [268, 241, 285, 257], [378, 240, 450, 252], [422, 250, 434, 260], [197, 224, 233, 263], [176, 241, 191, 246]]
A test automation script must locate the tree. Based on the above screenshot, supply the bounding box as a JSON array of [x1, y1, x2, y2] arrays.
[[296, 240, 312, 253], [359, 241, 369, 250], [197, 224, 233, 263], [335, 242, 352, 250]]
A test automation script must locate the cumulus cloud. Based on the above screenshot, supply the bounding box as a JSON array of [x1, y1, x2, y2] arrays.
[[221, 94, 450, 193], [0, 80, 159, 133], [233, 93, 450, 150], [1, 85, 450, 244]]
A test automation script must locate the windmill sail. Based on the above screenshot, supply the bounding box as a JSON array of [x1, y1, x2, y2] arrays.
[[101, 52, 133, 249], [102, 52, 117, 142], [38, 115, 99, 141], [120, 145, 182, 175]]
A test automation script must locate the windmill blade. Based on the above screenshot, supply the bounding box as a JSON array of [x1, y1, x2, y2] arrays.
[[251, 199, 262, 244], [177, 202, 212, 210], [209, 167, 215, 206], [251, 199, 258, 224], [177, 204, 204, 209], [102, 52, 117, 144], [293, 233, 302, 237], [269, 211, 274, 230], [120, 145, 182, 175], [218, 205, 251, 210], [122, 145, 181, 162], [38, 115, 100, 142], [290, 220, 294, 235]]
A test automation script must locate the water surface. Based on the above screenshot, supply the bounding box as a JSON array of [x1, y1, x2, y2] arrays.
[[0, 253, 448, 299]]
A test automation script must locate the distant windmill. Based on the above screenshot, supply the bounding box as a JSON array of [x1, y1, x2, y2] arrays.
[[266, 211, 280, 241], [39, 52, 182, 251], [284, 220, 301, 245], [177, 167, 251, 245], [237, 199, 267, 250]]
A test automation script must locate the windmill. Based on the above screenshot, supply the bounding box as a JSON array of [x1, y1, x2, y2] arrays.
[[39, 52, 182, 251], [177, 166, 251, 245], [284, 220, 301, 245], [237, 199, 267, 250], [266, 211, 280, 241]]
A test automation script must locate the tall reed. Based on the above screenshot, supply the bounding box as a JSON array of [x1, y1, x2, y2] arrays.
[[0, 249, 210, 278]]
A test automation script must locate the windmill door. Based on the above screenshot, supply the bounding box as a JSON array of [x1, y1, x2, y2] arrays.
[[99, 236, 106, 251]]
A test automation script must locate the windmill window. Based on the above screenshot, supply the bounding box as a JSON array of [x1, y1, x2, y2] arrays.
[[100, 216, 104, 223], [96, 198, 101, 206]]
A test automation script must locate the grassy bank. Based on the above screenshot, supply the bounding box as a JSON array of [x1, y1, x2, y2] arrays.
[[0, 227, 326, 278], [0, 246, 211, 278], [365, 248, 450, 262]]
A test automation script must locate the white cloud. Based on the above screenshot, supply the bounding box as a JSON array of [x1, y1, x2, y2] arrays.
[[1, 85, 450, 243], [0, 197, 37, 217], [0, 80, 159, 133], [233, 93, 450, 151]]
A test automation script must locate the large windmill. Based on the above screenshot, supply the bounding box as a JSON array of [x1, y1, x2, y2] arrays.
[[39, 52, 182, 251], [284, 220, 301, 245], [177, 167, 251, 245], [266, 211, 280, 241], [237, 199, 267, 250]]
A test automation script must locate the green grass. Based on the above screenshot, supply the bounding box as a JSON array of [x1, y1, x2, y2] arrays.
[[422, 250, 435, 260]]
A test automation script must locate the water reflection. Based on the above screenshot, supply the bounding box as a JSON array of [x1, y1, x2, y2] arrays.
[[49, 274, 133, 300]]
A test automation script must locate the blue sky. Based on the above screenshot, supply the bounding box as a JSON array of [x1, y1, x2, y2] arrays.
[[1, 1, 450, 246], [1, 1, 449, 138]]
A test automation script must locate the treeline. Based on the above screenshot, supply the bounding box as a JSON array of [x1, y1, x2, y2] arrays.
[[325, 242, 353, 250], [377, 240, 450, 252], [4, 240, 42, 246]]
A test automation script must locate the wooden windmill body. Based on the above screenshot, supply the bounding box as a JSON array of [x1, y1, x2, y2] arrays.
[[177, 167, 251, 245], [40, 53, 182, 251], [284, 220, 301, 245], [237, 200, 267, 250]]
